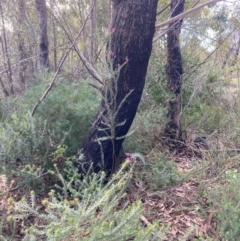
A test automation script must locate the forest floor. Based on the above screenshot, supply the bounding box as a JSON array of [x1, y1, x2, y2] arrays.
[[148, 158, 217, 240], [126, 144, 224, 240]]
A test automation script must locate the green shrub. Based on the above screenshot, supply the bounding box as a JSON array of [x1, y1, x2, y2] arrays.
[[131, 153, 182, 191], [211, 169, 240, 241], [0, 112, 51, 193], [123, 105, 167, 154], [180, 67, 236, 135], [6, 162, 166, 241], [0, 77, 98, 193], [21, 77, 99, 155]]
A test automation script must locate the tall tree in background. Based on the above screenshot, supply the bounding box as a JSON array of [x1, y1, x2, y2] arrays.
[[18, 0, 27, 83], [164, 0, 185, 149], [35, 0, 50, 71], [49, 0, 57, 71], [0, 1, 14, 95], [90, 0, 96, 64], [79, 0, 158, 175]]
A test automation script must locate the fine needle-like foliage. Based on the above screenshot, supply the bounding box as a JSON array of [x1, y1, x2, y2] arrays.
[[6, 162, 166, 241], [0, 0, 240, 240]]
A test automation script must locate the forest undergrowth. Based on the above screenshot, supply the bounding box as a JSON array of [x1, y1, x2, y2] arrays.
[[0, 66, 240, 241]]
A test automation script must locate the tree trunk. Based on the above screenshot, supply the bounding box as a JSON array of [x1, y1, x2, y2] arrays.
[[0, 1, 14, 95], [164, 0, 185, 149], [35, 0, 50, 71], [78, 0, 158, 175], [90, 0, 96, 64], [18, 0, 27, 83], [231, 32, 240, 66], [50, 0, 57, 71]]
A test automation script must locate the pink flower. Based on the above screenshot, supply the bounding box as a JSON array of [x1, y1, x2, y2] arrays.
[[125, 153, 137, 163]]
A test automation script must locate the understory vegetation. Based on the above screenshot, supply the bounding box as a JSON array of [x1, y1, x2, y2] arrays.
[[0, 56, 240, 240], [1, 0, 240, 240]]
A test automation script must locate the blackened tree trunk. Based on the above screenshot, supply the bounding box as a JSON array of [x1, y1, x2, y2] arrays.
[[35, 0, 50, 71], [78, 0, 158, 175], [164, 0, 185, 149]]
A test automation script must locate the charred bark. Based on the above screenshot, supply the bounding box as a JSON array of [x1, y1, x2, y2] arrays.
[[35, 0, 50, 71], [78, 0, 158, 175], [164, 0, 185, 149]]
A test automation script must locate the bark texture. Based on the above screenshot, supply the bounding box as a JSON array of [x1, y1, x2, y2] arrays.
[[164, 0, 185, 148], [35, 0, 50, 71], [79, 0, 158, 175]]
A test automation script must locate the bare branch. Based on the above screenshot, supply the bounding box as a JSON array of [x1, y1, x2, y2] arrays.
[[48, 2, 103, 85], [31, 46, 71, 116], [31, 19, 89, 116], [155, 0, 224, 31], [31, 5, 99, 116], [0, 42, 70, 76]]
